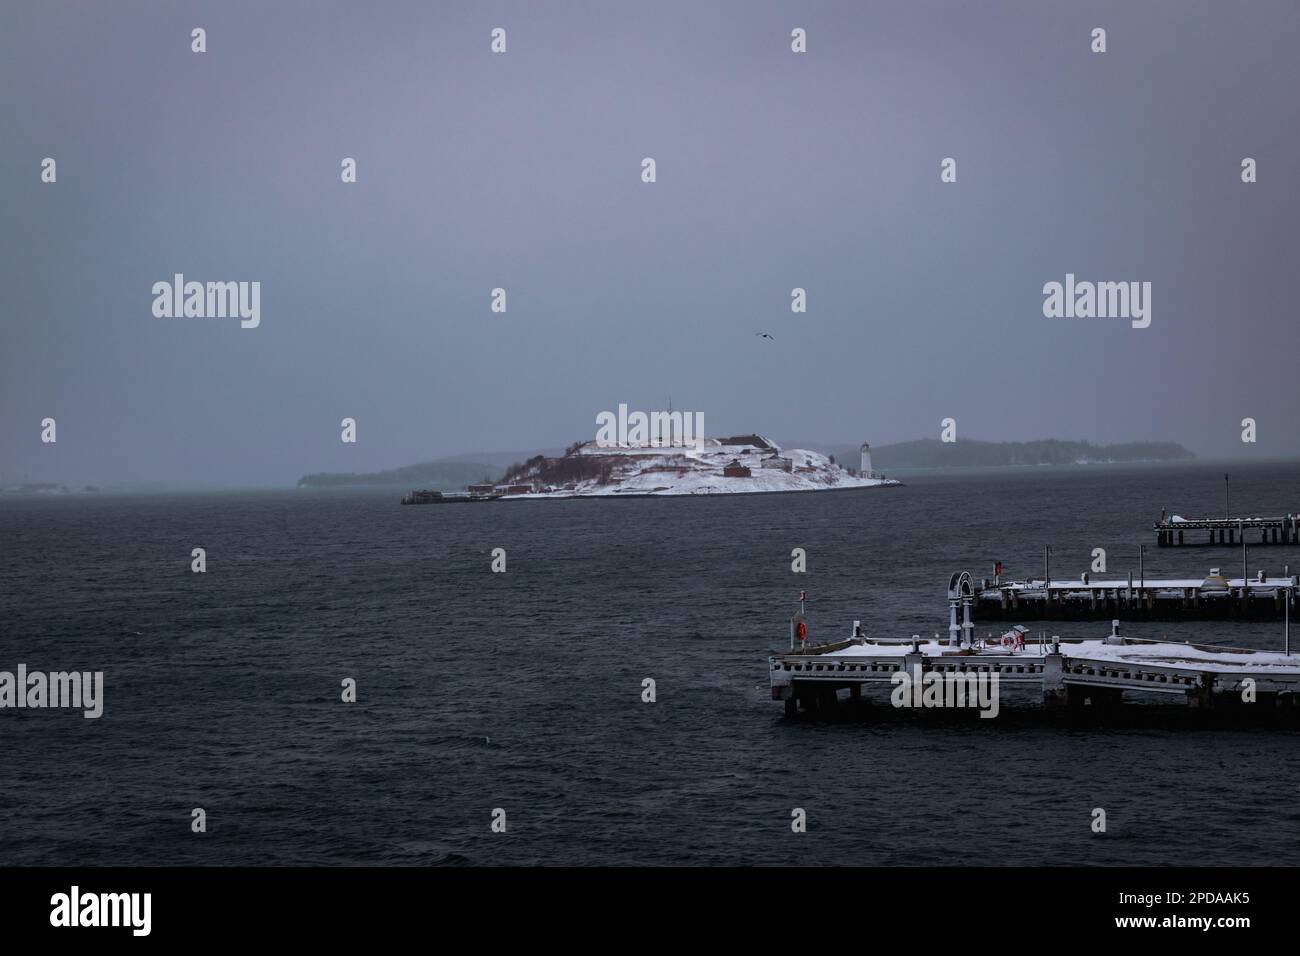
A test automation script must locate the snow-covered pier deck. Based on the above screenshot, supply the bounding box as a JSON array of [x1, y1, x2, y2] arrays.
[[970, 572, 1298, 621], [1155, 513, 1300, 547], [769, 626, 1300, 718]]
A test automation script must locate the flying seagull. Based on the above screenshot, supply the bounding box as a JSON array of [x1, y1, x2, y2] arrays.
[[756, 332, 774, 341]]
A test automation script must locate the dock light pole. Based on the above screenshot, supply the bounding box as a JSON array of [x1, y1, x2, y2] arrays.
[[1139, 544, 1145, 591], [1043, 545, 1052, 612], [790, 590, 808, 651], [1284, 568, 1293, 657], [1241, 523, 1248, 591], [1224, 473, 1230, 518], [1286, 585, 1291, 657]]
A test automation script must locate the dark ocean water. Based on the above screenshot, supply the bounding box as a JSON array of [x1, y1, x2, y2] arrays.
[[2, 461, 1299, 867]]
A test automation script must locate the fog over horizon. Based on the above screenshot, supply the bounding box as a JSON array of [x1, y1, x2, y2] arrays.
[[3, 1, 1298, 488]]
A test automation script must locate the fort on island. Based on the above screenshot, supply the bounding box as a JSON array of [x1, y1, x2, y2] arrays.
[[402, 435, 900, 502]]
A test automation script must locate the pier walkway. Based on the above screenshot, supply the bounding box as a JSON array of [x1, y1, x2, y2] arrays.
[[970, 572, 1297, 621], [1155, 514, 1300, 547]]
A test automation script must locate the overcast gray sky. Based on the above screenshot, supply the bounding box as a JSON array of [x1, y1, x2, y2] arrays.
[[3, 0, 1298, 486]]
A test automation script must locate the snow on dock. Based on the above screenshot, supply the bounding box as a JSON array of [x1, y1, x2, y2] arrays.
[[820, 633, 1300, 674]]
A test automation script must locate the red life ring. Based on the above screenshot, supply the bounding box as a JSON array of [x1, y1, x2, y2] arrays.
[[796, 621, 807, 642]]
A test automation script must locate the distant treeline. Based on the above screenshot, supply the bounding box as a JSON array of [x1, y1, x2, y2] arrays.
[[298, 461, 500, 489], [863, 439, 1194, 469], [502, 453, 615, 485]]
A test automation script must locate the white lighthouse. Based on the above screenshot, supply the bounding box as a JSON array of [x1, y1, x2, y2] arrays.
[[859, 441, 873, 478]]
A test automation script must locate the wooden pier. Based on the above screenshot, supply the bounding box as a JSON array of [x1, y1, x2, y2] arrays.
[[968, 571, 1298, 621], [770, 627, 1300, 718], [1155, 513, 1300, 547]]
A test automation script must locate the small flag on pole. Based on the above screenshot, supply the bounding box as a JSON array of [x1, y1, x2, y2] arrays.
[[799, 590, 805, 601]]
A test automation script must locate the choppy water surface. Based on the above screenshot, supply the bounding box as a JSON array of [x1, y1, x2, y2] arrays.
[[2, 461, 1298, 865]]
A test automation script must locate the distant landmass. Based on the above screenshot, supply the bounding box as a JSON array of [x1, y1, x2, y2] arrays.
[[297, 438, 1195, 489], [298, 461, 502, 489], [0, 482, 102, 496], [818, 438, 1194, 470]]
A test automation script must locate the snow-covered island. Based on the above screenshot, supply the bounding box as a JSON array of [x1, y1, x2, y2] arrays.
[[405, 436, 901, 502]]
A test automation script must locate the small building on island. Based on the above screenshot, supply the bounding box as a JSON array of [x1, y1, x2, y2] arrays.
[[723, 459, 752, 478]]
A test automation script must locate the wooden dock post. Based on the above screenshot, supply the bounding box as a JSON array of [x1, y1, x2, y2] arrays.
[[1186, 673, 1215, 709], [817, 685, 838, 714], [1089, 686, 1124, 710]]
